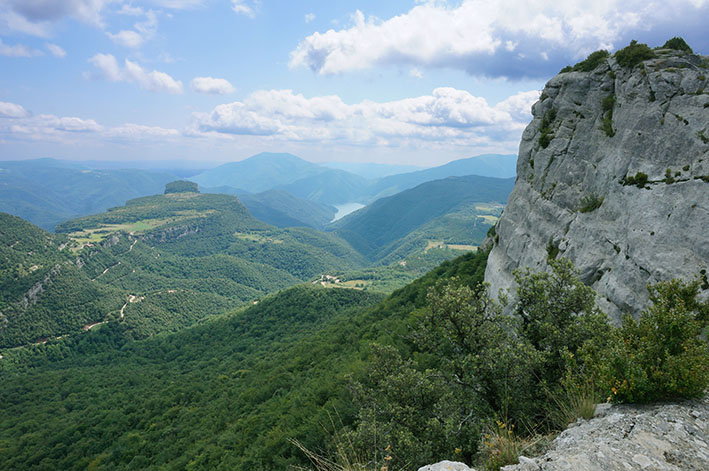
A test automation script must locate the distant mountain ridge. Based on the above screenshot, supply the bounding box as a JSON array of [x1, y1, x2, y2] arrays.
[[364, 154, 517, 201], [320, 161, 424, 179], [0, 158, 177, 230], [0, 152, 517, 233], [191, 152, 327, 192], [194, 152, 517, 206]]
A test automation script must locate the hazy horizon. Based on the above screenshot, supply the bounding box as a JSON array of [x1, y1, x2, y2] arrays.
[[0, 151, 518, 173]]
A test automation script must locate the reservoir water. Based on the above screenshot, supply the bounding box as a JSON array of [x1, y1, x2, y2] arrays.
[[331, 202, 365, 222]]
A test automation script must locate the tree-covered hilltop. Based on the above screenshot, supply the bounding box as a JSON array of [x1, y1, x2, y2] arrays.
[[1, 192, 367, 348], [1, 181, 496, 349], [164, 180, 200, 194]]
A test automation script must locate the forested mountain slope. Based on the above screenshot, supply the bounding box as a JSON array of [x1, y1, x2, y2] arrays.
[[0, 213, 124, 348], [332, 175, 514, 261], [237, 189, 337, 228], [0, 251, 489, 471]]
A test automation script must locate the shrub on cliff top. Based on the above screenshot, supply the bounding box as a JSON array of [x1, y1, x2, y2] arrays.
[[561, 49, 610, 73], [662, 37, 693, 53], [614, 40, 656, 68]]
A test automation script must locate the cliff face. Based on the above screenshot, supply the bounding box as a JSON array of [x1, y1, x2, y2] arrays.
[[485, 49, 709, 320]]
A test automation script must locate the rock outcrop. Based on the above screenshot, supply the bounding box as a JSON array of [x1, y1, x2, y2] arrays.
[[419, 397, 709, 471], [418, 461, 475, 471], [485, 48, 709, 320], [502, 396, 709, 471]]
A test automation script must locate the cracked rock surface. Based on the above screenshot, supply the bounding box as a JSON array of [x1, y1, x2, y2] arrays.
[[484, 49, 709, 321], [501, 396, 709, 471]]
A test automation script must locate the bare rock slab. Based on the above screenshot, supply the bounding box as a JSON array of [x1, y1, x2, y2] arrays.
[[501, 396, 709, 471], [418, 460, 476, 471]]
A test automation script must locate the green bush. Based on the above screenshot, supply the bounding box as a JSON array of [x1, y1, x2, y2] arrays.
[[591, 279, 709, 403], [662, 37, 693, 53], [546, 237, 559, 260], [614, 40, 655, 68], [664, 168, 675, 184], [487, 224, 496, 238], [621, 172, 649, 188], [562, 50, 610, 73], [513, 259, 611, 389], [698, 130, 709, 144]]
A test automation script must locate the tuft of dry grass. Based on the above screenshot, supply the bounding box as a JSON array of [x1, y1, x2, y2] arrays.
[[291, 439, 399, 471], [546, 378, 600, 430], [479, 420, 542, 471]]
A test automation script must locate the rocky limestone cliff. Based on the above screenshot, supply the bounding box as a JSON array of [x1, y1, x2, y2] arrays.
[[420, 396, 709, 471], [485, 48, 709, 320]]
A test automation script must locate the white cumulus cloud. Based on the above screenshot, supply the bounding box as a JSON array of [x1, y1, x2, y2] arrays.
[[231, 0, 259, 17], [45, 42, 66, 57], [190, 87, 539, 150], [107, 10, 158, 48], [0, 101, 180, 144], [0, 101, 31, 118], [289, 0, 709, 78], [191, 77, 235, 95], [0, 38, 42, 57], [89, 53, 184, 93], [105, 123, 180, 140], [107, 30, 144, 47], [0, 0, 114, 36]]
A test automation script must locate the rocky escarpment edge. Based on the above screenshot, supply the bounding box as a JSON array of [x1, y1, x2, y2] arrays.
[[501, 395, 709, 471], [419, 396, 709, 471]]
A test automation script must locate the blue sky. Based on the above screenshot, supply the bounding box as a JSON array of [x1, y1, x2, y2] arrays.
[[0, 0, 707, 166]]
